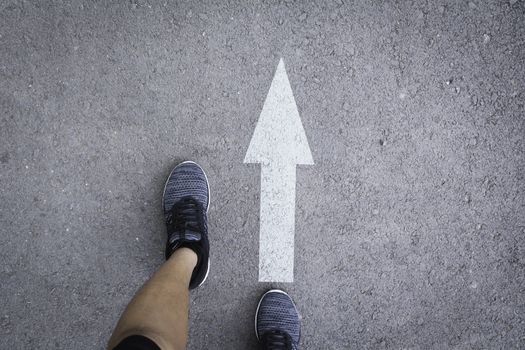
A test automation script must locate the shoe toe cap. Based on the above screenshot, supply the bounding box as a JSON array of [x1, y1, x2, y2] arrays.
[[257, 291, 300, 344], [164, 161, 209, 213]]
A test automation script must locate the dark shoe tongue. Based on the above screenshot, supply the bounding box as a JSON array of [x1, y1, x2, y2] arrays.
[[261, 329, 293, 350], [168, 226, 201, 243], [182, 227, 201, 240]]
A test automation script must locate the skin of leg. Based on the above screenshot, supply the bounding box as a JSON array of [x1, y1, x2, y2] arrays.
[[107, 248, 198, 350]]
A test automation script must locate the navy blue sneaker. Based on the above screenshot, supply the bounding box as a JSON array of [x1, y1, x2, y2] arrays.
[[163, 161, 210, 289], [255, 290, 301, 350]]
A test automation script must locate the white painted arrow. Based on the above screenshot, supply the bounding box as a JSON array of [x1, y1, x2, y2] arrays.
[[244, 58, 314, 283]]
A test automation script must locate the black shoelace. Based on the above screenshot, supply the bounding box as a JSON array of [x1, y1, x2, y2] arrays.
[[167, 197, 203, 239], [261, 330, 292, 350]]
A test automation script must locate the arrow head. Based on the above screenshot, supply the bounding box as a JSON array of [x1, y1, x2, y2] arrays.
[[244, 58, 314, 166]]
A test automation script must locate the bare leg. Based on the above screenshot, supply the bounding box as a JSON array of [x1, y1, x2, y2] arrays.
[[107, 248, 197, 350]]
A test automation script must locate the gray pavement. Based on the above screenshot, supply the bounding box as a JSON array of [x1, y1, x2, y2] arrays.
[[1, 0, 524, 349]]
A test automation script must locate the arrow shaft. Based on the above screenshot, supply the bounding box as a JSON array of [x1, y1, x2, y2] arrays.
[[258, 164, 296, 282]]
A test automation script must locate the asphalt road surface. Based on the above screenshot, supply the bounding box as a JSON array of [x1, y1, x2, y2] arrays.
[[1, 0, 524, 349]]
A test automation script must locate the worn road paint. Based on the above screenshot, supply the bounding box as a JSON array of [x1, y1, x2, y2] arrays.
[[244, 58, 314, 282]]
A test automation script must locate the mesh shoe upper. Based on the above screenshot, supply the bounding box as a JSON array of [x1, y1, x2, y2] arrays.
[[163, 161, 209, 216], [163, 161, 210, 289], [256, 290, 300, 350]]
